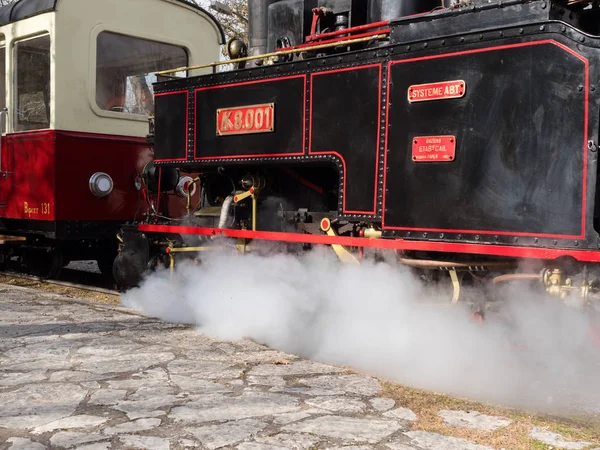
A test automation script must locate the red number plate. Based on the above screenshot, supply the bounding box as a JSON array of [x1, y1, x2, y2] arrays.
[[216, 103, 275, 136], [412, 136, 456, 163], [407, 80, 465, 103]]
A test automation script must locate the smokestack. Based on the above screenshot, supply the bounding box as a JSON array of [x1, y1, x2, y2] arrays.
[[368, 0, 442, 22], [248, 0, 281, 57]]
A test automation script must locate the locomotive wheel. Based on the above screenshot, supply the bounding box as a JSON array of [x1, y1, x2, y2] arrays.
[[148, 252, 170, 272], [112, 228, 152, 291], [0, 248, 9, 271], [97, 252, 117, 281], [27, 250, 63, 279]]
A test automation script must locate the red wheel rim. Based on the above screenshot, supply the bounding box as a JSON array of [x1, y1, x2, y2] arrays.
[[470, 311, 483, 325]]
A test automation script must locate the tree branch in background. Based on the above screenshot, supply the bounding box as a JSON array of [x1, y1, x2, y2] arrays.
[[186, 0, 249, 58]]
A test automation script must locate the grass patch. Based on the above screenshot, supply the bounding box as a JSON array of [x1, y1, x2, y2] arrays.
[[0, 275, 119, 305], [382, 381, 600, 450]]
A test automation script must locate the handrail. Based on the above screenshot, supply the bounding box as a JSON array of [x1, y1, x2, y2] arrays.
[[0, 108, 8, 174], [276, 29, 390, 53], [305, 20, 390, 42], [157, 33, 390, 76]]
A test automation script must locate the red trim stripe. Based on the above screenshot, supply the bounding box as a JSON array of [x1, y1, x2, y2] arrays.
[[138, 224, 600, 262], [155, 167, 162, 224]]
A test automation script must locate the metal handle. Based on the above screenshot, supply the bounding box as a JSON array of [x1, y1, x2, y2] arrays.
[[0, 108, 8, 174]]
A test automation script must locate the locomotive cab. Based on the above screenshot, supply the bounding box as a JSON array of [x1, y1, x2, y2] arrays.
[[0, 0, 223, 278]]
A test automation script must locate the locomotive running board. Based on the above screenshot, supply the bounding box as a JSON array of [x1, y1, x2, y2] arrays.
[[138, 224, 600, 263]]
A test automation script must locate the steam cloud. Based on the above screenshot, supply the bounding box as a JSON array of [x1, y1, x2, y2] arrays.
[[122, 244, 600, 416]]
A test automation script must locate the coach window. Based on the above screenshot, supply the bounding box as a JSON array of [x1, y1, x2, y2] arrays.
[[14, 34, 51, 131], [96, 32, 187, 116], [0, 41, 6, 113]]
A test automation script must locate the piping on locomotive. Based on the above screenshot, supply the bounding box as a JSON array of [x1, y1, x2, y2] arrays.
[[117, 0, 600, 309]]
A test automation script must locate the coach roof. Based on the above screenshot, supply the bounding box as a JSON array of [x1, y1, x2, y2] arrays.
[[0, 0, 225, 41], [0, 0, 55, 25]]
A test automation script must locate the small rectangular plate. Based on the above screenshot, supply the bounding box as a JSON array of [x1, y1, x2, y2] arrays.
[[408, 80, 465, 103], [412, 136, 456, 162], [216, 103, 275, 136]]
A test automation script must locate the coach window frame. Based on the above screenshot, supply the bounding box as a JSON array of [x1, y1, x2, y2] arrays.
[[89, 26, 189, 122], [12, 33, 52, 132]]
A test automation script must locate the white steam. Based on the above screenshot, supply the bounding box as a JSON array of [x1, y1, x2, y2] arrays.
[[122, 244, 600, 416]]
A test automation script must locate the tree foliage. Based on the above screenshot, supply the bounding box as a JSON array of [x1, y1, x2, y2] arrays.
[[188, 0, 249, 62], [192, 0, 248, 43]]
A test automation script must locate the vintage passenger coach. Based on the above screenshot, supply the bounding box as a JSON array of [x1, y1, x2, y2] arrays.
[[0, 0, 223, 277]]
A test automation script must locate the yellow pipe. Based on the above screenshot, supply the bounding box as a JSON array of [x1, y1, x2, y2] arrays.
[[450, 269, 460, 303], [168, 246, 222, 253], [252, 195, 257, 231], [363, 228, 382, 239], [233, 190, 253, 203], [233, 187, 259, 232], [167, 245, 224, 275], [320, 218, 359, 264], [158, 34, 389, 76], [186, 177, 201, 212]]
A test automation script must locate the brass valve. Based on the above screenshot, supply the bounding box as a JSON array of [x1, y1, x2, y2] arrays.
[[542, 268, 591, 301], [240, 174, 266, 192]]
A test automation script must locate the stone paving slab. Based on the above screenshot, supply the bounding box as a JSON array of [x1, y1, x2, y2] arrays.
[[528, 427, 593, 449], [438, 410, 512, 432], [0, 284, 596, 450]]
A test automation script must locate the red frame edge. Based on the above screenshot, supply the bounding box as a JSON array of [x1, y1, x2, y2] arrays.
[[138, 224, 600, 262]]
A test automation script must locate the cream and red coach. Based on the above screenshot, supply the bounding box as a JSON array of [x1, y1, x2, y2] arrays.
[[0, 0, 223, 277]]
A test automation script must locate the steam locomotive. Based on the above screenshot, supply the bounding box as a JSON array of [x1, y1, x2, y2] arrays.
[[117, 0, 600, 309], [0, 0, 223, 279]]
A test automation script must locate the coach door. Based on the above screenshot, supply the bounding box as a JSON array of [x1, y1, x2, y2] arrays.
[[0, 34, 52, 210]]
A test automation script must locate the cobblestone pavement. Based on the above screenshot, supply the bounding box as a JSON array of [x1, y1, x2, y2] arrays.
[[0, 284, 597, 450]]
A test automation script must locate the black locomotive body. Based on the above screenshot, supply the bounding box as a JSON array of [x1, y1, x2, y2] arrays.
[[117, 0, 600, 303]]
